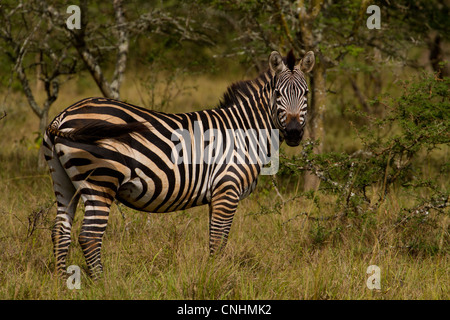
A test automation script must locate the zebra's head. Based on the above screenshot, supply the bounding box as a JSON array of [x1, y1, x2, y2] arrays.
[[269, 50, 315, 146]]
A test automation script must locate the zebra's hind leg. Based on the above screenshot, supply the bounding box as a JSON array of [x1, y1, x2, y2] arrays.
[[52, 192, 80, 276], [208, 185, 240, 254], [44, 140, 81, 276], [78, 186, 116, 278]]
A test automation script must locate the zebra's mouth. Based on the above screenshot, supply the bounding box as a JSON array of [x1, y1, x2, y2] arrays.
[[285, 138, 302, 147]]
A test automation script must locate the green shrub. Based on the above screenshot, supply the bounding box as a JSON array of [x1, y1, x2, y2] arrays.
[[276, 72, 449, 251]]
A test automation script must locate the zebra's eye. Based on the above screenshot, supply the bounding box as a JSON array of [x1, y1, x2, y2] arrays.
[[277, 108, 284, 118], [274, 90, 281, 99]]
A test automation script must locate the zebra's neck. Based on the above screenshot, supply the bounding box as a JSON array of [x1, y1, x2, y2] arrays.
[[217, 69, 275, 131], [210, 70, 278, 175]]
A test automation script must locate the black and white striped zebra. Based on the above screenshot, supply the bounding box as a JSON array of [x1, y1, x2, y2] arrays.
[[43, 50, 315, 277]]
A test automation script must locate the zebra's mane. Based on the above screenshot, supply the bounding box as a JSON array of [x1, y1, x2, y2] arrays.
[[217, 51, 297, 110], [217, 70, 271, 110]]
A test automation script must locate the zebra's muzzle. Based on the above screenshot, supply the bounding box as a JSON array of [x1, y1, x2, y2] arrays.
[[284, 120, 304, 146]]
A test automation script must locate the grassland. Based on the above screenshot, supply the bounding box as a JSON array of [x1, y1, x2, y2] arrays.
[[0, 71, 448, 300]]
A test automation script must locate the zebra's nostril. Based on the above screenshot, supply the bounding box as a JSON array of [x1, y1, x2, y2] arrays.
[[285, 120, 302, 136]]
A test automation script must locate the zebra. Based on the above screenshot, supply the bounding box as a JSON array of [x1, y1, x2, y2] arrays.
[[43, 50, 315, 277]]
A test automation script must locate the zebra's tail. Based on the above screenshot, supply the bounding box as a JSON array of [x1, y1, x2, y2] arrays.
[[46, 119, 149, 144]]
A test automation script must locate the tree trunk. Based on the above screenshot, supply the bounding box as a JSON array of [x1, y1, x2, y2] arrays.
[[429, 33, 449, 79], [303, 58, 326, 191], [37, 111, 48, 170], [296, 0, 326, 191]]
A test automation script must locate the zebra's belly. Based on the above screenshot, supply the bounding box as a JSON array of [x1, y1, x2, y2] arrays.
[[116, 174, 209, 213]]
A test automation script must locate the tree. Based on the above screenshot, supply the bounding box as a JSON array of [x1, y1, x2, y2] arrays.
[[44, 0, 129, 99], [46, 0, 214, 100], [0, 1, 78, 167]]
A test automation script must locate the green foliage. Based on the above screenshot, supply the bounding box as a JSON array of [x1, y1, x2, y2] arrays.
[[358, 73, 449, 189], [345, 45, 365, 57]]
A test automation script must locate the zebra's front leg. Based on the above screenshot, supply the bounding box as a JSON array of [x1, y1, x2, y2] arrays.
[[78, 189, 115, 278], [208, 186, 240, 254]]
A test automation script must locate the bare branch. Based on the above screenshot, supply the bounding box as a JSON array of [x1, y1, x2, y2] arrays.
[[272, 0, 300, 53], [348, 75, 369, 112], [13, 18, 44, 118], [131, 9, 214, 46]]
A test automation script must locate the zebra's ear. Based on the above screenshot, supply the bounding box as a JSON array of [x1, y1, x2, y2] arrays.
[[299, 51, 315, 73], [269, 51, 286, 75]]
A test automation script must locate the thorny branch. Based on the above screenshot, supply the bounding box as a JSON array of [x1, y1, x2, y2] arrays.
[[379, 194, 450, 243]]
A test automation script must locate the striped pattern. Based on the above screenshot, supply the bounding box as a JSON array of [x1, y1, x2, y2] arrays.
[[43, 51, 314, 277]]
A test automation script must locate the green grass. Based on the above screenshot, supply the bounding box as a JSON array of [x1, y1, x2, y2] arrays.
[[0, 73, 448, 300]]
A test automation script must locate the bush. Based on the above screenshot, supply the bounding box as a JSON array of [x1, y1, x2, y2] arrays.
[[275, 72, 449, 251]]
